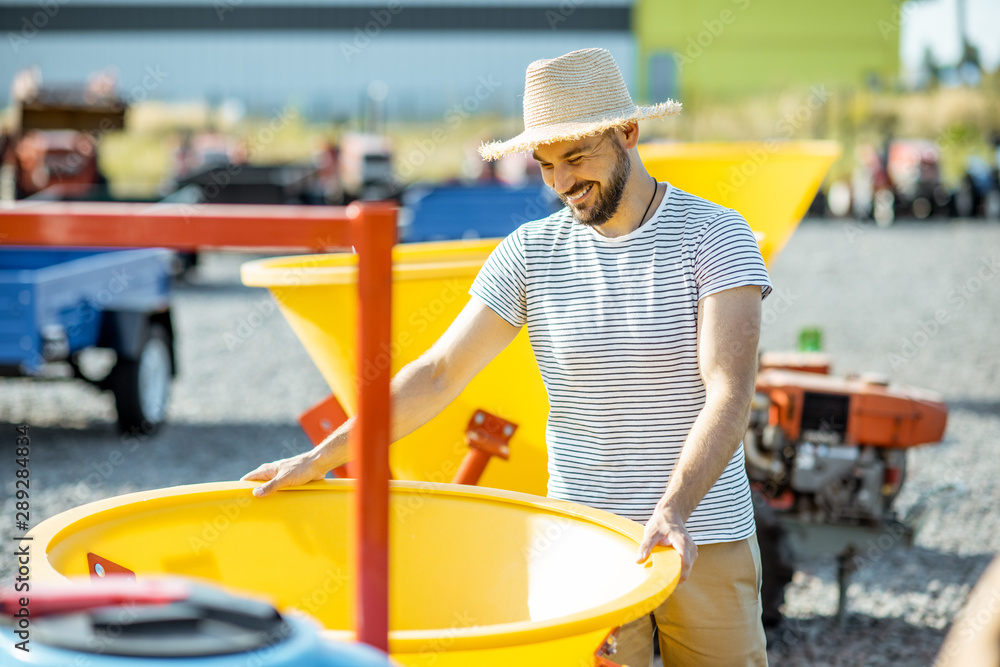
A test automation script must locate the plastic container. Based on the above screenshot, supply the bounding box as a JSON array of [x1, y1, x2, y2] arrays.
[[25, 480, 681, 666], [0, 578, 392, 666]]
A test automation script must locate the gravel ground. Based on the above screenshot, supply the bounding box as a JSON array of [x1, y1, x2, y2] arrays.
[[2, 219, 999, 665]]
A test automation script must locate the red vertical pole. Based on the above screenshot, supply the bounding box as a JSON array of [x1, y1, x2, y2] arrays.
[[349, 201, 396, 653]]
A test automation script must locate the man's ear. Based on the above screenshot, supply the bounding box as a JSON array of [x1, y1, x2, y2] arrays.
[[621, 122, 640, 150]]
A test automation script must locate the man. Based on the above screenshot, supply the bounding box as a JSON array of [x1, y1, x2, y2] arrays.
[[243, 48, 770, 665]]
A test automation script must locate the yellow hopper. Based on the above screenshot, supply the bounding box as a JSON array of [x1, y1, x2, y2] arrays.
[[242, 141, 840, 497], [27, 480, 681, 666], [638, 140, 841, 264]]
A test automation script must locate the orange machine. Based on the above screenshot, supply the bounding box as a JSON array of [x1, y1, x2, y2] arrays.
[[756, 369, 947, 449], [747, 364, 947, 524], [746, 359, 948, 626]]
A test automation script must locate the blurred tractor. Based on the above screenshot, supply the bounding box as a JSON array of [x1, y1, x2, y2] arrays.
[[953, 154, 1000, 220], [748, 351, 948, 626], [1, 67, 123, 202], [339, 132, 399, 202], [848, 140, 950, 224], [886, 139, 950, 220], [164, 132, 399, 207], [850, 143, 895, 225]]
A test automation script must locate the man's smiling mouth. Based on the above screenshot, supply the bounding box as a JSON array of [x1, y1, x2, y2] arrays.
[[566, 184, 593, 204]]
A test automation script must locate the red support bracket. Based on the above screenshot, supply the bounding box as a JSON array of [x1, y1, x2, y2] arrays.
[[594, 627, 624, 667], [451, 410, 517, 486], [298, 393, 353, 479], [87, 552, 135, 581]]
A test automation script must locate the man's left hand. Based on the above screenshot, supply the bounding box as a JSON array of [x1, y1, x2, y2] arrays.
[[635, 504, 698, 584]]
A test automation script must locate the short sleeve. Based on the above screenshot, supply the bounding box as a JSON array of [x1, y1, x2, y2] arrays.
[[695, 210, 773, 302], [469, 228, 528, 327]]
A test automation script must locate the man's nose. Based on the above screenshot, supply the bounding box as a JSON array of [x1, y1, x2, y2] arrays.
[[552, 165, 577, 195]]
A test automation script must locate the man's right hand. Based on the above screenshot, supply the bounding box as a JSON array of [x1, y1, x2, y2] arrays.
[[241, 450, 331, 497]]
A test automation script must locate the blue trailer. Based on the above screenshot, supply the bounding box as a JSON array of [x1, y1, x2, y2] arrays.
[[0, 247, 176, 434], [400, 183, 561, 242]]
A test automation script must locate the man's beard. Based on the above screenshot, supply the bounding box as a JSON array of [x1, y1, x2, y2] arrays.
[[560, 139, 631, 227]]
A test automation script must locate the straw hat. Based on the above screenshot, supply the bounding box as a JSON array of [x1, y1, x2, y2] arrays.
[[478, 48, 681, 162]]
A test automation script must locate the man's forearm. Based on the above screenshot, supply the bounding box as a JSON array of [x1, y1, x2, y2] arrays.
[[311, 354, 461, 469], [657, 389, 751, 521]]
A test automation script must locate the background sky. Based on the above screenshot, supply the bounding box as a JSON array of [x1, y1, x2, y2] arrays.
[[901, 0, 1000, 77]]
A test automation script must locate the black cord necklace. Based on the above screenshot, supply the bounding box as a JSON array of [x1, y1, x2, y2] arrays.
[[639, 176, 658, 228]]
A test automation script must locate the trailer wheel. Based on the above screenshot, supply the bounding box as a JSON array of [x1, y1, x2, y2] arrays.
[[111, 323, 172, 435]]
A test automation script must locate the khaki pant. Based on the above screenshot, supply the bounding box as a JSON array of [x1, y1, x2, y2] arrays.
[[615, 534, 768, 666]]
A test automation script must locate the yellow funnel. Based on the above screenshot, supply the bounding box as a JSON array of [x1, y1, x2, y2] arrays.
[[242, 142, 840, 497], [243, 241, 549, 494], [638, 140, 841, 264], [28, 481, 680, 666]]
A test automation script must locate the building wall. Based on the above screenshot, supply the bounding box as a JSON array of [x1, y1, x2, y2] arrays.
[[0, 1, 635, 120], [635, 0, 901, 103]]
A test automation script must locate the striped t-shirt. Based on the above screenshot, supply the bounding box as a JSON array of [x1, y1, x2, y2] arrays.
[[469, 183, 772, 544]]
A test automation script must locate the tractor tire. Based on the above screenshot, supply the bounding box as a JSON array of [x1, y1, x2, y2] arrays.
[[985, 189, 1000, 220], [753, 492, 796, 628], [110, 323, 172, 436], [954, 178, 976, 218]]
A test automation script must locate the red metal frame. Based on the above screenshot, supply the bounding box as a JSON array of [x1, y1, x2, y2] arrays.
[[452, 409, 517, 486], [0, 200, 395, 653], [350, 204, 394, 650], [0, 201, 358, 250]]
